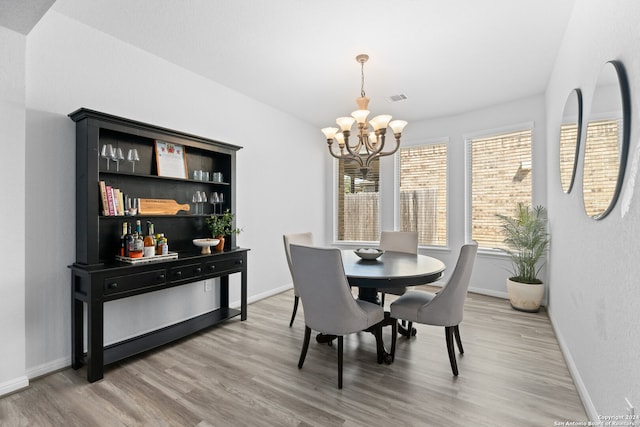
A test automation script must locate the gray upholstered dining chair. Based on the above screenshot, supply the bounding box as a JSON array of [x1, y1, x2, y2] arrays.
[[289, 244, 387, 389], [378, 231, 419, 307], [283, 232, 314, 327], [390, 242, 478, 376]]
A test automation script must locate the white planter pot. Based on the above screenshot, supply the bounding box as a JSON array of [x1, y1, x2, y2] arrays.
[[506, 278, 544, 312]]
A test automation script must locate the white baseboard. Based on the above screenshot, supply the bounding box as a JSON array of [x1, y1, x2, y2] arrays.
[[0, 375, 29, 397], [26, 356, 71, 380], [243, 283, 293, 306], [468, 286, 508, 299], [549, 313, 596, 421]]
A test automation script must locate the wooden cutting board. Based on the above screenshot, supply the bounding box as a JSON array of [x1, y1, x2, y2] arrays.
[[138, 198, 191, 215]]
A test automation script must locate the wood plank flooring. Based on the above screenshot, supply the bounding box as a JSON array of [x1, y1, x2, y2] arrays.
[[0, 287, 587, 426]]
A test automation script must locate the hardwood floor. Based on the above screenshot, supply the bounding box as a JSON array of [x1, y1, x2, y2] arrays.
[[1, 287, 587, 426]]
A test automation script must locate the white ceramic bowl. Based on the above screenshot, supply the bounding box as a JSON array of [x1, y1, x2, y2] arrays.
[[354, 248, 384, 260]]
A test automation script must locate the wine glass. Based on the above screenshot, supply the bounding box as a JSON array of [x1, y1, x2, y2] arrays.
[[210, 192, 219, 214], [113, 147, 125, 172], [127, 148, 140, 173], [199, 191, 208, 214], [192, 192, 199, 214], [101, 144, 114, 171], [218, 193, 224, 213]]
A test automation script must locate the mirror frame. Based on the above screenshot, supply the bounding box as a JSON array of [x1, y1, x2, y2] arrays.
[[582, 60, 631, 220], [559, 88, 583, 193]]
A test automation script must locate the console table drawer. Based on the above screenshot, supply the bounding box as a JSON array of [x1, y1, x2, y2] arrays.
[[103, 269, 167, 295], [205, 257, 244, 276], [169, 263, 203, 283]]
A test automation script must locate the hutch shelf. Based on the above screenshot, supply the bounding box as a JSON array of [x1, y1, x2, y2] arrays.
[[68, 108, 248, 383]]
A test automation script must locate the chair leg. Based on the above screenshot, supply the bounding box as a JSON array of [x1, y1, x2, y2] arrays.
[[298, 326, 311, 369], [445, 326, 459, 376], [390, 317, 397, 363], [453, 325, 464, 354], [406, 321, 413, 338], [337, 336, 343, 389], [380, 292, 386, 307], [373, 322, 384, 364], [289, 296, 299, 327]]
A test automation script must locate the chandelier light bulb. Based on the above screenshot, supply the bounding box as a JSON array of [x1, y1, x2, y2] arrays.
[[321, 127, 339, 140], [389, 120, 408, 135], [369, 115, 392, 131], [336, 116, 355, 132], [351, 109, 370, 124]]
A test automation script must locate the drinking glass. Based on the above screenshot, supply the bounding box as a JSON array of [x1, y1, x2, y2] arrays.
[[101, 144, 114, 171], [199, 191, 208, 214], [113, 148, 125, 172], [127, 148, 140, 173], [210, 192, 219, 214], [192, 192, 200, 214]]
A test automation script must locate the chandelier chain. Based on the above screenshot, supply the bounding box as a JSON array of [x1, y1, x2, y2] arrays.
[[360, 60, 366, 98]]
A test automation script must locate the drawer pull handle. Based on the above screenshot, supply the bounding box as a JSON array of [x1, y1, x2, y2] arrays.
[[195, 267, 202, 274], [209, 265, 216, 271], [175, 271, 182, 277], [107, 283, 118, 289], [158, 274, 165, 280], [236, 260, 243, 265]]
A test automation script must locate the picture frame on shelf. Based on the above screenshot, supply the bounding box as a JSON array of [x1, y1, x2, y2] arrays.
[[155, 140, 188, 179]]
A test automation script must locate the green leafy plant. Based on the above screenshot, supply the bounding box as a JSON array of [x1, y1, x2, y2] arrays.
[[205, 209, 242, 237], [496, 203, 549, 284]]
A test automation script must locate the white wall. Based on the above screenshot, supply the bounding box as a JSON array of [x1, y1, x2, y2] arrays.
[[334, 95, 548, 297], [0, 26, 28, 396], [22, 11, 325, 378], [545, 0, 640, 419]]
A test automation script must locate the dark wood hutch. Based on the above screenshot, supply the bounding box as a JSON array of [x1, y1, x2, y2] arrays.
[[69, 108, 248, 382]]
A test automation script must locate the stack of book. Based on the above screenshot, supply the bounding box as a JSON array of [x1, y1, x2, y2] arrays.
[[99, 181, 131, 216]]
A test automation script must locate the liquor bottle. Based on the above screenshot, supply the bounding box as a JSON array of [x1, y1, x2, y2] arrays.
[[120, 221, 128, 256], [130, 220, 144, 258], [155, 233, 163, 254], [124, 222, 133, 258], [143, 221, 156, 257]]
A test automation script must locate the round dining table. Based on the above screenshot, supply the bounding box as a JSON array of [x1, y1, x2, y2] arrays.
[[315, 250, 446, 363], [341, 249, 446, 304]]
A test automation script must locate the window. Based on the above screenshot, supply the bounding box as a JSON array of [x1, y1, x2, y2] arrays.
[[467, 128, 533, 249], [399, 143, 447, 246], [336, 157, 380, 241], [583, 119, 620, 217]]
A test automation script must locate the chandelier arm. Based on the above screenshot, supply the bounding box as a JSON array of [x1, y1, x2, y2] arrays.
[[343, 137, 363, 158], [375, 134, 402, 158], [327, 144, 364, 167]]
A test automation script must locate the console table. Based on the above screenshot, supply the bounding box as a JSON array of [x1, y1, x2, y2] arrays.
[[70, 248, 248, 383]]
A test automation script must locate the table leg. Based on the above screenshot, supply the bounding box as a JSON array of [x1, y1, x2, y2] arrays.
[[316, 333, 337, 346], [398, 321, 417, 338]]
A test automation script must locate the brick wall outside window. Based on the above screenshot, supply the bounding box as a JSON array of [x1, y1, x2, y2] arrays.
[[583, 119, 620, 218], [470, 129, 532, 249]]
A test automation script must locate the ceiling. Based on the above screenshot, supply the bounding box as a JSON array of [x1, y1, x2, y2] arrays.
[[0, 0, 55, 34], [8, 0, 577, 129]]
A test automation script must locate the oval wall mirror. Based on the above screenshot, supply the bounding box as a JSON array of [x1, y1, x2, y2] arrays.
[[559, 89, 582, 193], [582, 61, 631, 220]]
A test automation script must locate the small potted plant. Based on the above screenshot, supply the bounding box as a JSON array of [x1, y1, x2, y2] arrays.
[[496, 203, 550, 312], [205, 209, 241, 251]]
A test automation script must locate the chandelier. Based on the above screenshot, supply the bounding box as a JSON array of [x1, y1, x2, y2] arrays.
[[321, 54, 408, 179]]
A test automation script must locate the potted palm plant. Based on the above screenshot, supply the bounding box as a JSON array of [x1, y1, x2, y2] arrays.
[[205, 209, 241, 251], [496, 203, 550, 312]]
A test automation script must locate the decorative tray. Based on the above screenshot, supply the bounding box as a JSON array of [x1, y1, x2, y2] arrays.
[[115, 252, 179, 264]]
